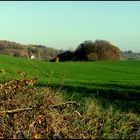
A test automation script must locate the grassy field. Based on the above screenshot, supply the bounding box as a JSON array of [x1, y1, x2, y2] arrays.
[[1, 54, 140, 84], [0, 54, 140, 94], [0, 54, 140, 139]]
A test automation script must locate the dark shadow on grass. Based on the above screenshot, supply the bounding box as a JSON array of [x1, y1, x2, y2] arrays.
[[37, 82, 140, 114]]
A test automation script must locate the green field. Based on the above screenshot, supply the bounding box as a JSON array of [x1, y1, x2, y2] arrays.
[[1, 54, 140, 105], [0, 54, 140, 95]]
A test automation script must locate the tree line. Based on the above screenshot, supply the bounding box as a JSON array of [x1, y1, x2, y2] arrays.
[[0, 39, 139, 62]]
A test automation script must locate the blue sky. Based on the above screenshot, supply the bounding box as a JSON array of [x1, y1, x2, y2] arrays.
[[0, 1, 140, 52]]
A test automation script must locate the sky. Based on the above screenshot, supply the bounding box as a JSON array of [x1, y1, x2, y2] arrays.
[[0, 1, 140, 52]]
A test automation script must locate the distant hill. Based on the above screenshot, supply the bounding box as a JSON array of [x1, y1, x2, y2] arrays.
[[0, 40, 63, 60]]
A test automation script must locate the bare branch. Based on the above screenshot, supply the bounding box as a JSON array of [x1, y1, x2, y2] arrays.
[[0, 108, 33, 114], [50, 101, 78, 108]]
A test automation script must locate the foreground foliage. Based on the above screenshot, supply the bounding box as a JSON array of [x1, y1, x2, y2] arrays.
[[0, 78, 140, 139]]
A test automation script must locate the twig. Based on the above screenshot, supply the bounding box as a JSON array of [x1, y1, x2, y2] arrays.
[[0, 108, 33, 114], [50, 101, 78, 107], [74, 110, 82, 117]]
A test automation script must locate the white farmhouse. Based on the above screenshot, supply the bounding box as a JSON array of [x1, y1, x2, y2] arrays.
[[31, 55, 36, 59]]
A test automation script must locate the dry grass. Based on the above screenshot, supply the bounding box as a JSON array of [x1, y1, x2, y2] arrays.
[[0, 78, 140, 139], [0, 78, 82, 139]]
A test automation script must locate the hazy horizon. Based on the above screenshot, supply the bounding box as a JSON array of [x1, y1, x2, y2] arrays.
[[0, 1, 140, 52]]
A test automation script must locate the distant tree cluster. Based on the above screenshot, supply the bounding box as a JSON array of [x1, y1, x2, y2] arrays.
[[74, 40, 120, 61], [0, 40, 62, 60], [52, 40, 121, 62]]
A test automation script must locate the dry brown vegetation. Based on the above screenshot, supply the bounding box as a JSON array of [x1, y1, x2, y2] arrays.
[[0, 77, 140, 139], [0, 78, 93, 139]]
